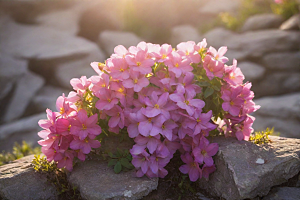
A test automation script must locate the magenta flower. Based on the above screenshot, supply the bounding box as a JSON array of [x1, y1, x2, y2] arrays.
[[207, 46, 229, 64], [151, 116, 178, 141], [95, 89, 119, 110], [70, 136, 101, 154], [179, 153, 202, 182], [131, 151, 150, 175], [169, 92, 205, 116], [192, 137, 218, 166], [122, 71, 149, 92], [221, 86, 244, 116], [105, 105, 125, 129], [224, 59, 244, 86], [70, 76, 91, 92], [56, 94, 76, 118], [70, 109, 101, 140], [127, 111, 147, 138], [185, 110, 217, 135], [203, 55, 224, 80], [56, 150, 75, 171], [235, 115, 255, 141], [90, 72, 110, 95], [134, 134, 161, 154], [202, 164, 216, 180], [149, 152, 170, 174], [143, 92, 173, 119]]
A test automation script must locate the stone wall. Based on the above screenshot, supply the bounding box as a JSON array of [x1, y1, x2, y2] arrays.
[[0, 0, 299, 152]]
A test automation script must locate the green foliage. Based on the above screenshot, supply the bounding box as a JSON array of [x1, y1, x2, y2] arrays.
[[250, 127, 277, 144], [0, 141, 41, 166], [108, 148, 134, 174], [32, 155, 82, 199], [271, 0, 299, 19]]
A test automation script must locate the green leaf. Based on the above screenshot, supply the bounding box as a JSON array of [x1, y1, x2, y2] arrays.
[[114, 161, 122, 173], [108, 159, 117, 167], [204, 87, 214, 98], [197, 81, 210, 87], [120, 158, 134, 169], [212, 85, 220, 91], [108, 152, 117, 158]]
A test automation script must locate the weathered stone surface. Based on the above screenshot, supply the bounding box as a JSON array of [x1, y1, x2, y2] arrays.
[[262, 52, 300, 71], [69, 159, 158, 200], [54, 47, 106, 89], [199, 0, 241, 15], [228, 30, 300, 58], [280, 14, 300, 30], [242, 14, 284, 32], [252, 72, 300, 97], [204, 28, 236, 49], [35, 3, 88, 35], [0, 155, 58, 200], [262, 187, 300, 200], [238, 62, 265, 82], [0, 113, 45, 151], [2, 71, 44, 123], [170, 25, 202, 46], [99, 31, 143, 55], [0, 18, 98, 60], [198, 136, 300, 200], [225, 50, 248, 64], [0, 54, 27, 100], [28, 85, 69, 113], [252, 116, 300, 138], [254, 92, 300, 120]]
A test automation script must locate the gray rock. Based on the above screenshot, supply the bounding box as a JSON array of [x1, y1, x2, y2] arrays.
[[54, 47, 106, 89], [225, 50, 248, 64], [242, 14, 284, 32], [263, 52, 300, 71], [99, 31, 143, 55], [35, 3, 87, 35], [199, 0, 241, 15], [228, 30, 300, 58], [29, 85, 69, 113], [262, 187, 300, 200], [68, 159, 158, 200], [0, 54, 27, 100], [0, 155, 58, 200], [252, 116, 300, 138], [254, 92, 300, 120], [171, 25, 202, 46], [252, 72, 300, 97], [280, 14, 300, 30], [2, 71, 44, 123], [204, 27, 236, 49], [238, 62, 265, 82], [198, 136, 300, 200], [0, 19, 98, 60], [0, 113, 45, 151]]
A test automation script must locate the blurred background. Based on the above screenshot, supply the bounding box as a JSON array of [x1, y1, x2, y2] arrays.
[[0, 0, 299, 153]]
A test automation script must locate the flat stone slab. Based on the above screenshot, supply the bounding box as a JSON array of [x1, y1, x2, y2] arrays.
[[0, 155, 58, 200], [198, 136, 300, 200], [68, 159, 158, 200]]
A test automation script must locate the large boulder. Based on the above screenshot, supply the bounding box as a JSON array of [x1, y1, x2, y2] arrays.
[[1, 71, 44, 123], [238, 62, 265, 82], [204, 27, 236, 49], [228, 30, 300, 58], [170, 25, 202, 46], [254, 92, 300, 120], [252, 72, 300, 97], [0, 18, 99, 60], [199, 0, 241, 15], [68, 159, 158, 200], [198, 136, 300, 200], [262, 52, 300, 71], [0, 155, 58, 200], [242, 13, 284, 32], [99, 31, 143, 56], [0, 113, 45, 152]]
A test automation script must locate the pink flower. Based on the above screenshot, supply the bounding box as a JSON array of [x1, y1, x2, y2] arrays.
[[177, 41, 200, 63], [95, 89, 119, 110], [235, 115, 255, 141], [70, 109, 101, 140], [207, 46, 228, 63], [105, 105, 125, 129], [122, 71, 149, 92], [134, 134, 161, 154], [70, 136, 101, 154], [203, 55, 224, 80], [125, 50, 155, 74], [221, 85, 244, 116], [70, 76, 91, 92], [107, 57, 130, 80], [143, 92, 173, 119], [157, 44, 173, 62], [56, 95, 76, 118], [90, 73, 110, 95], [224, 59, 244, 86], [165, 51, 193, 78]]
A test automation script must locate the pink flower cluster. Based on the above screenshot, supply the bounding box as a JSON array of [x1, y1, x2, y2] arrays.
[[37, 39, 260, 182]]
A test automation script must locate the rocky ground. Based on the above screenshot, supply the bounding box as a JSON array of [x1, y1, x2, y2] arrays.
[[0, 0, 300, 199]]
